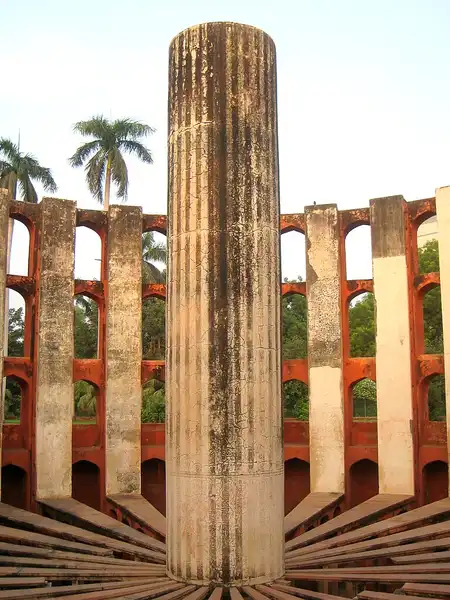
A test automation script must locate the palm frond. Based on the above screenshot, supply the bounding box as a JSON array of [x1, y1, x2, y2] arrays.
[[30, 165, 57, 193], [113, 119, 155, 140], [142, 232, 167, 264], [143, 260, 165, 284], [110, 148, 128, 199], [118, 139, 153, 164], [18, 173, 38, 203], [69, 140, 101, 168], [73, 115, 110, 139], [0, 139, 20, 163], [85, 150, 106, 204]]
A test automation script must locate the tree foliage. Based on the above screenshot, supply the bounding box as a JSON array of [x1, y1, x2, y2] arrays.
[[69, 116, 154, 208], [0, 138, 57, 201]]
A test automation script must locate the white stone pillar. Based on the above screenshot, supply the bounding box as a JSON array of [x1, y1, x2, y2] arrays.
[[105, 206, 142, 495], [35, 198, 76, 499], [0, 190, 9, 498], [306, 204, 345, 494], [436, 185, 450, 491], [166, 22, 284, 585], [371, 195, 414, 495]]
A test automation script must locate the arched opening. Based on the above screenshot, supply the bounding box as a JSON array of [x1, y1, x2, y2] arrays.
[[7, 290, 25, 358], [74, 381, 97, 424], [75, 226, 102, 281], [345, 225, 372, 280], [423, 286, 443, 355], [349, 292, 375, 357], [283, 380, 309, 420], [1, 465, 27, 509], [142, 298, 165, 360], [141, 459, 166, 515], [352, 379, 377, 420], [4, 376, 22, 423], [142, 380, 165, 423], [284, 458, 310, 515], [74, 295, 99, 359], [281, 231, 306, 283], [9, 219, 30, 276], [423, 461, 448, 504], [417, 219, 438, 271], [142, 232, 167, 284], [349, 459, 379, 507], [72, 461, 100, 511], [426, 374, 446, 422], [282, 293, 307, 359]]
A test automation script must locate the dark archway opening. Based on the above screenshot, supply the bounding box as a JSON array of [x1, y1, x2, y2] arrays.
[[349, 459, 378, 508], [72, 460, 100, 511], [141, 459, 166, 516], [284, 458, 310, 516], [1, 465, 26, 509], [423, 461, 448, 504]]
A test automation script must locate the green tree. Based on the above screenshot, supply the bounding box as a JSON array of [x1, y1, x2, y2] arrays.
[[142, 232, 167, 284], [69, 116, 154, 210], [7, 307, 24, 357], [0, 138, 57, 202], [349, 293, 375, 357], [74, 381, 96, 420], [283, 380, 309, 420], [352, 379, 377, 418], [142, 380, 165, 423], [74, 296, 98, 359], [282, 278, 307, 360], [142, 298, 165, 360]]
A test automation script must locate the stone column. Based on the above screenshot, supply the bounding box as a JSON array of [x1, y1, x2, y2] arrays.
[[35, 198, 76, 499], [0, 190, 9, 498], [105, 206, 142, 496], [306, 205, 345, 494], [166, 22, 283, 586], [436, 186, 450, 488], [371, 195, 414, 495]]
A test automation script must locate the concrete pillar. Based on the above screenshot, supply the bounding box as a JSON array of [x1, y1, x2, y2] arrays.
[[105, 206, 142, 496], [371, 195, 414, 495], [0, 190, 9, 498], [35, 198, 76, 499], [435, 186, 450, 488], [306, 205, 345, 494], [166, 22, 283, 586]]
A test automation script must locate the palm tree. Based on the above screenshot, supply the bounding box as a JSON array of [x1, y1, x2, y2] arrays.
[[142, 231, 167, 284], [0, 138, 57, 406], [69, 116, 154, 210], [0, 138, 57, 202]]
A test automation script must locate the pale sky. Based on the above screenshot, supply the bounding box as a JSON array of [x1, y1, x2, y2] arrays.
[[2, 0, 450, 310]]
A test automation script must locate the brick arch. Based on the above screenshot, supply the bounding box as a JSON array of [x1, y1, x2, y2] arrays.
[[349, 458, 378, 508], [1, 464, 27, 509], [284, 458, 310, 516], [72, 460, 101, 511], [141, 458, 166, 516], [423, 460, 448, 504]]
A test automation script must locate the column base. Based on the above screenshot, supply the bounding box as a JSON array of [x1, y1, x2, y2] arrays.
[[166, 570, 285, 587]]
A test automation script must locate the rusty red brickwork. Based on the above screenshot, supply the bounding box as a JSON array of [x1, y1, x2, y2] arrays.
[[2, 198, 446, 519]]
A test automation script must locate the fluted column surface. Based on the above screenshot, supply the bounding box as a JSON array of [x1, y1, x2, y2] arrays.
[[166, 22, 284, 586]]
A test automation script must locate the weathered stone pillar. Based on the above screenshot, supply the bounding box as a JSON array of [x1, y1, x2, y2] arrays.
[[105, 206, 142, 495], [435, 186, 450, 490], [306, 205, 345, 494], [371, 195, 414, 495], [35, 198, 76, 499], [166, 22, 283, 585], [0, 190, 9, 499]]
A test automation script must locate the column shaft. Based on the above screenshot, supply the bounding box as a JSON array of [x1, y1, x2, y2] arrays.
[[306, 205, 345, 494], [105, 206, 142, 495], [35, 198, 76, 499], [435, 186, 450, 490], [0, 190, 9, 498], [167, 22, 283, 585], [371, 195, 414, 495]]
